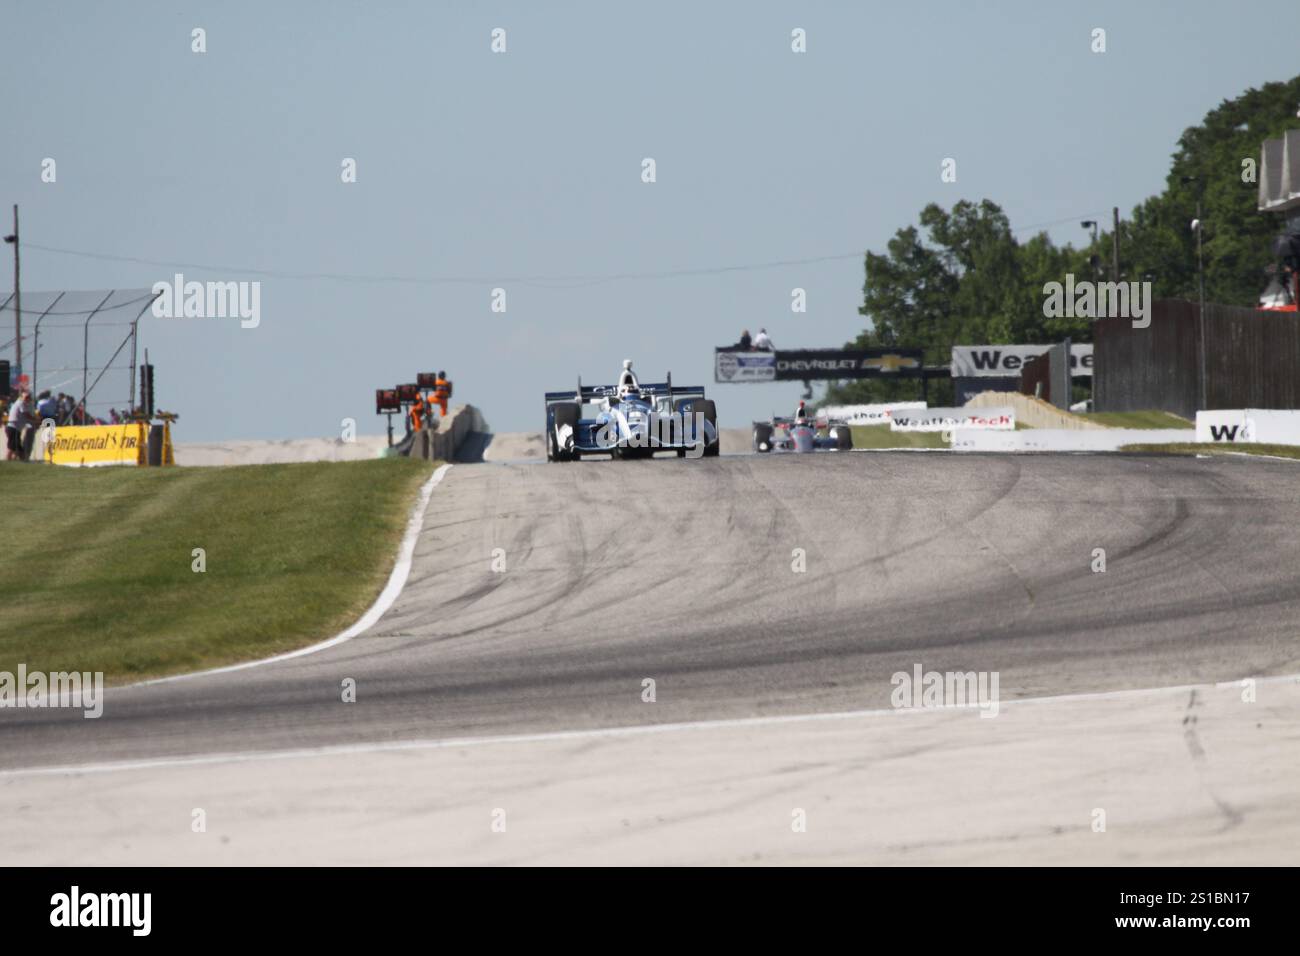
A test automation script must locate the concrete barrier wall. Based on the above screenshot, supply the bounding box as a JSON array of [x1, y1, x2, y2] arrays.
[[406, 404, 487, 461], [965, 391, 1104, 430]]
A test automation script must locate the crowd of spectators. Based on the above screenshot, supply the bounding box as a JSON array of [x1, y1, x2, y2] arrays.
[[733, 328, 774, 351], [1, 385, 137, 462]]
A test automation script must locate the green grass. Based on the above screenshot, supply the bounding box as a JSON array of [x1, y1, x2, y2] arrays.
[[849, 425, 949, 449], [0, 457, 435, 683], [1120, 443, 1300, 460], [1083, 410, 1193, 429]]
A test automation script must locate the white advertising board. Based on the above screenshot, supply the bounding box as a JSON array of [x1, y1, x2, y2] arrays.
[[1196, 409, 1300, 445], [891, 407, 1015, 432], [817, 402, 926, 425]]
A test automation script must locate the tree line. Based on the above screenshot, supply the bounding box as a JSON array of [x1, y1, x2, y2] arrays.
[[827, 75, 1300, 406]]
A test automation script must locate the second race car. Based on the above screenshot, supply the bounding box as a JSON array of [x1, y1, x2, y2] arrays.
[[753, 403, 853, 453]]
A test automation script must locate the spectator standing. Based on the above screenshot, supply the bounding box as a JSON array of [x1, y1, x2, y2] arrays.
[[36, 390, 58, 423], [5, 389, 33, 461], [753, 328, 773, 350]]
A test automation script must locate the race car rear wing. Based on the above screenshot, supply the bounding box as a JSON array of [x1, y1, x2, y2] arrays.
[[544, 373, 706, 405], [765, 415, 843, 427]]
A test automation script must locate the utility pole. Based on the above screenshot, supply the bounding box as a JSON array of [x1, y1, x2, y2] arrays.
[[1112, 206, 1120, 281], [1081, 220, 1100, 276], [1196, 198, 1207, 411], [3, 205, 18, 384], [1180, 176, 1208, 411]]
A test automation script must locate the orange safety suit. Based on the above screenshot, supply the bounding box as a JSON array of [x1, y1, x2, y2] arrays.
[[433, 377, 451, 416]]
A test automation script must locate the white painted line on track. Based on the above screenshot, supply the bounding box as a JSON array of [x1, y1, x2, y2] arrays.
[[1220, 451, 1300, 463], [6, 670, 1296, 779], [125, 462, 453, 690]]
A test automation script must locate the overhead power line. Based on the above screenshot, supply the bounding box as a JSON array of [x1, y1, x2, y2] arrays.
[[22, 214, 1103, 289]]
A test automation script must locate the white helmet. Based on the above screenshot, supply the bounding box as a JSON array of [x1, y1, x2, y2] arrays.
[[618, 359, 637, 396]]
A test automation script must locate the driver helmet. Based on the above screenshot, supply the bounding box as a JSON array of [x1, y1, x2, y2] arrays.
[[619, 359, 637, 396]]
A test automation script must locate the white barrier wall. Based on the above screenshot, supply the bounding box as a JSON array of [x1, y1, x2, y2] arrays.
[[818, 401, 925, 425], [952, 428, 1193, 452], [892, 407, 1015, 432], [1196, 409, 1300, 445]]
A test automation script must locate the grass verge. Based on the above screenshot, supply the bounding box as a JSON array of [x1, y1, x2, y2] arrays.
[[0, 457, 436, 683], [849, 425, 949, 449], [1120, 443, 1300, 460], [1084, 410, 1193, 429]]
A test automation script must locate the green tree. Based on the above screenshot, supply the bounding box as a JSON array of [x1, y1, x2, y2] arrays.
[[827, 199, 1070, 405], [1118, 75, 1300, 304], [826, 74, 1300, 408]]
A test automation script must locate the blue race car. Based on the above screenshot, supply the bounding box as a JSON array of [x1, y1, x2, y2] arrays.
[[545, 360, 719, 461]]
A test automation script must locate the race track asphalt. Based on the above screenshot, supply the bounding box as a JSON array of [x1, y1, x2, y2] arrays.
[[3, 450, 1299, 772]]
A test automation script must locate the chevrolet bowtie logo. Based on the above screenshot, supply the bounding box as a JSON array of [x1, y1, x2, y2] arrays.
[[864, 354, 920, 373]]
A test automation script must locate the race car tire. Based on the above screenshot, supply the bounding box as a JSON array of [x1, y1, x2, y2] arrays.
[[551, 403, 580, 462], [831, 425, 853, 451], [693, 399, 720, 457], [753, 422, 773, 453]]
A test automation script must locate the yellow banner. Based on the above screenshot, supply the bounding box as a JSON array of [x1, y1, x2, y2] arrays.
[[45, 424, 147, 467]]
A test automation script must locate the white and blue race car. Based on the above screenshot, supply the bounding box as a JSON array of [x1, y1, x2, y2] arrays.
[[545, 360, 719, 461]]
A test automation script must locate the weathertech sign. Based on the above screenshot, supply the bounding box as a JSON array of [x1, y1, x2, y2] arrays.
[[890, 407, 1016, 432], [1195, 409, 1300, 444], [951, 344, 1093, 378]]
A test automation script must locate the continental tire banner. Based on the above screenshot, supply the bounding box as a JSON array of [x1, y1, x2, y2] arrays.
[[45, 423, 147, 467], [890, 407, 1015, 432], [951, 344, 1093, 378]]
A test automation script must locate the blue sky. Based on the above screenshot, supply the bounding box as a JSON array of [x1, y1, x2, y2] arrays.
[[2, 0, 1296, 439]]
